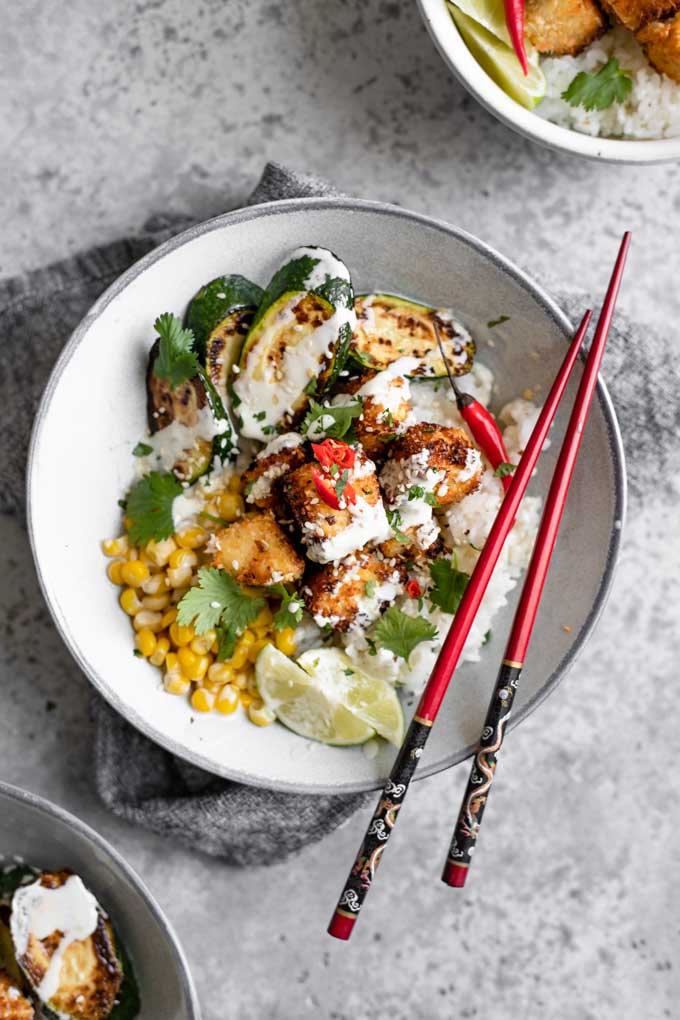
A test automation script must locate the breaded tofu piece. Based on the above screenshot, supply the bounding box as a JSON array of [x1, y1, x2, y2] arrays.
[[525, 0, 607, 54], [284, 452, 391, 563], [303, 552, 406, 631], [0, 971, 34, 1020], [339, 359, 416, 459], [380, 423, 483, 509], [212, 511, 305, 586], [600, 0, 679, 30], [638, 11, 680, 78], [379, 519, 444, 562], [13, 872, 121, 1020], [242, 433, 307, 509]]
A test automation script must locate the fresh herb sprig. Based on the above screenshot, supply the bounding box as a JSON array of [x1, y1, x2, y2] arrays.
[[126, 471, 182, 545], [177, 567, 265, 659], [562, 58, 633, 112], [374, 606, 438, 663], [302, 398, 362, 441], [429, 555, 470, 615], [152, 313, 200, 389], [269, 584, 304, 631]]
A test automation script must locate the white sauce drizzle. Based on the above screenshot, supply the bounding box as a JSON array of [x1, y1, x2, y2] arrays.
[[141, 407, 227, 474], [11, 876, 99, 1005]]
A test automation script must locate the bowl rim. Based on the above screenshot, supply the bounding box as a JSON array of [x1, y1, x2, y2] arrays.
[[27, 196, 627, 794], [417, 0, 680, 164], [0, 779, 202, 1019]]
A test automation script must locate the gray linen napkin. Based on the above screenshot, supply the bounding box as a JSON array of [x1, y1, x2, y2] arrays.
[[2, 162, 678, 865]]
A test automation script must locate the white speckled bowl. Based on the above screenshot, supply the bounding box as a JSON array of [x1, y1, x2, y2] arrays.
[[417, 0, 680, 163], [0, 781, 200, 1019], [28, 198, 625, 793]]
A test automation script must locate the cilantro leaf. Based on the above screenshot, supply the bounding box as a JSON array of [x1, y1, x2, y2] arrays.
[[302, 398, 362, 440], [177, 568, 265, 660], [152, 313, 200, 389], [429, 556, 470, 615], [132, 441, 153, 457], [269, 584, 304, 631], [335, 469, 350, 500], [126, 471, 182, 545], [408, 485, 425, 501], [495, 462, 516, 478], [487, 314, 510, 328], [364, 580, 377, 598], [562, 58, 633, 112], [374, 606, 438, 663], [424, 491, 440, 507], [386, 508, 410, 544]]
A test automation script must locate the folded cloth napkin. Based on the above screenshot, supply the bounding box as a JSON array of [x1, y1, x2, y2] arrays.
[[2, 162, 678, 865]]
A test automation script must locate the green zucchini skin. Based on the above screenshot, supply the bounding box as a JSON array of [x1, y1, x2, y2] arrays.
[[205, 306, 255, 406], [186, 275, 263, 359], [352, 294, 476, 378], [107, 931, 141, 1020]]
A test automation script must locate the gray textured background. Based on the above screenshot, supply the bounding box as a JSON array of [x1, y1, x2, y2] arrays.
[[2, 1, 678, 1018]]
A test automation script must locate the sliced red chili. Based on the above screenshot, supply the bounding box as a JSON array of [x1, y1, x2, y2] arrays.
[[311, 438, 355, 470], [311, 467, 356, 510], [407, 580, 422, 599]]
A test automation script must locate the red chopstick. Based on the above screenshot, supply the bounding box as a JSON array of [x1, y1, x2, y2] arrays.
[[327, 308, 592, 942], [443, 231, 631, 888]]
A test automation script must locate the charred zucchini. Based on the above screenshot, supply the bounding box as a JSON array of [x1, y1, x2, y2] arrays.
[[233, 246, 355, 440], [352, 294, 475, 377], [205, 306, 254, 406], [185, 274, 263, 359]]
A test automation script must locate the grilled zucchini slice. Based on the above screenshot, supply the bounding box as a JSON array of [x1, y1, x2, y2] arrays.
[[205, 306, 254, 406], [233, 247, 355, 440], [185, 274, 263, 360], [352, 294, 475, 377], [11, 871, 124, 1020]]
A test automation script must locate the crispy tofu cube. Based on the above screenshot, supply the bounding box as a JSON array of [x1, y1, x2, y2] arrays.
[[525, 0, 607, 54], [242, 434, 307, 509], [600, 0, 680, 30], [380, 423, 483, 509], [303, 551, 406, 631], [284, 452, 391, 563], [212, 511, 305, 586], [638, 11, 680, 79], [339, 367, 413, 459], [0, 971, 34, 1020]]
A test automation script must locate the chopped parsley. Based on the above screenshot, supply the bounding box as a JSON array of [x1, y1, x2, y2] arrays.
[[343, 668, 355, 676], [562, 58, 633, 112], [335, 469, 350, 501], [302, 398, 362, 441], [254, 410, 267, 421], [132, 441, 153, 457], [424, 491, 440, 508], [386, 508, 410, 544], [408, 485, 425, 501], [428, 555, 470, 615], [126, 471, 182, 545], [364, 580, 377, 598], [495, 462, 516, 478], [152, 313, 200, 389], [487, 314, 510, 329], [374, 606, 438, 663], [177, 567, 265, 659], [483, 629, 492, 645]]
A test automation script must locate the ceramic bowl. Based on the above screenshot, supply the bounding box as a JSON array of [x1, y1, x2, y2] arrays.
[[0, 781, 200, 1019], [28, 197, 625, 793], [417, 0, 680, 163]]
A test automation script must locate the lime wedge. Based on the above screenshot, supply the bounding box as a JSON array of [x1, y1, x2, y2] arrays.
[[255, 645, 376, 746], [448, 0, 512, 46], [449, 5, 546, 110], [297, 649, 405, 747]]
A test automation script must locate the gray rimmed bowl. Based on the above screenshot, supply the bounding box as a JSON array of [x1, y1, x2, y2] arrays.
[[0, 781, 200, 1019], [27, 197, 626, 793]]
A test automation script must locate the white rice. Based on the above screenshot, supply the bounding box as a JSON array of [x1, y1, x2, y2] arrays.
[[538, 26, 680, 139]]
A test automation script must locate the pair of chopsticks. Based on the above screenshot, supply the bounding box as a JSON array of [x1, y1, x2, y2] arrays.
[[328, 232, 631, 941]]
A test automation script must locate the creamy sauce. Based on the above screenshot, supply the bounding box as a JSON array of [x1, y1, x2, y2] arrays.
[[172, 488, 206, 529], [141, 407, 227, 474], [255, 432, 304, 460], [357, 357, 418, 415], [11, 876, 99, 1005], [307, 496, 392, 564], [291, 245, 352, 291]]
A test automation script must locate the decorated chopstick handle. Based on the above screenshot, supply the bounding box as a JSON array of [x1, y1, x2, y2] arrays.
[[328, 716, 432, 939], [442, 660, 522, 888]]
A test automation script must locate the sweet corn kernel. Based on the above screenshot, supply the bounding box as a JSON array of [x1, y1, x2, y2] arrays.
[[228, 474, 242, 493], [120, 588, 142, 616], [215, 685, 239, 715], [176, 526, 207, 550], [141, 572, 167, 595], [141, 593, 171, 612], [216, 491, 244, 522], [232, 672, 249, 689], [178, 648, 209, 681], [191, 688, 215, 713], [248, 700, 275, 727], [239, 690, 254, 708], [191, 631, 216, 656], [161, 607, 178, 629], [107, 560, 125, 585], [207, 662, 235, 686], [164, 670, 190, 696], [253, 606, 274, 629], [120, 560, 150, 587], [149, 636, 170, 667], [146, 537, 177, 567], [230, 646, 249, 670], [200, 679, 223, 695], [170, 586, 190, 604], [133, 610, 164, 633], [165, 652, 179, 671], [135, 628, 157, 658], [169, 622, 195, 647], [275, 627, 297, 656], [126, 546, 139, 561], [169, 548, 197, 571], [167, 564, 193, 589], [248, 637, 272, 664], [102, 536, 129, 557]]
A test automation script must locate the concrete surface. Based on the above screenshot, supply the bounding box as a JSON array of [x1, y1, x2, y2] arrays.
[[2, 1, 678, 1018]]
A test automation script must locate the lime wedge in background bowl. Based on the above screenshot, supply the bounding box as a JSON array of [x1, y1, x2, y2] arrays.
[[447, 2, 545, 110]]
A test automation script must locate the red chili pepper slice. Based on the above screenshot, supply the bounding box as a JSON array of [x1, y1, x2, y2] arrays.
[[407, 580, 422, 599], [311, 467, 356, 510], [311, 438, 356, 470]]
